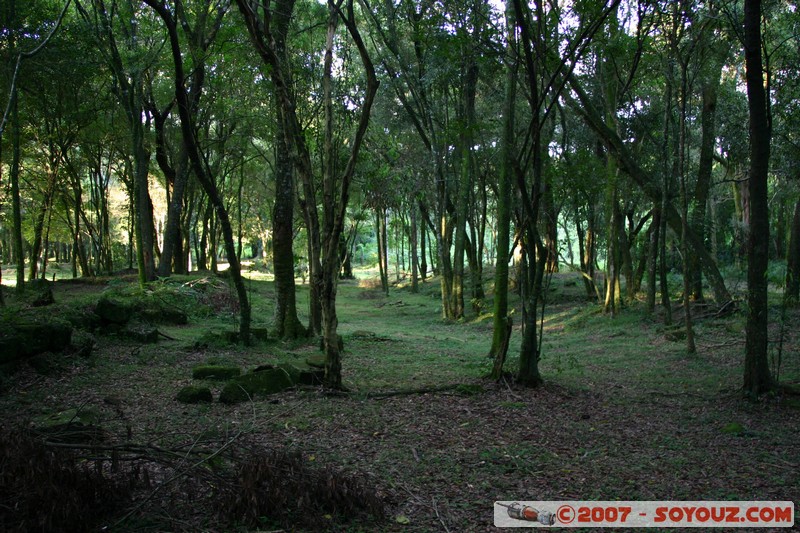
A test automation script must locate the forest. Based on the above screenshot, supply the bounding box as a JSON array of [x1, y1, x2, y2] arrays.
[[1, 0, 799, 531]]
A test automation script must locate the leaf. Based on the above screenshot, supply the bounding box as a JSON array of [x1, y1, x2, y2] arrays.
[[395, 514, 411, 525]]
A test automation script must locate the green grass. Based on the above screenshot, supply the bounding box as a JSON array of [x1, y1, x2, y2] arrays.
[[1, 267, 799, 532]]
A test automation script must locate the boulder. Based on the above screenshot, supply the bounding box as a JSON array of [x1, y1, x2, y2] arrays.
[[70, 331, 96, 358], [95, 297, 133, 325], [0, 321, 72, 364], [176, 386, 213, 404], [192, 365, 241, 380], [140, 306, 188, 325], [28, 279, 55, 307], [219, 367, 294, 404], [123, 323, 159, 344]]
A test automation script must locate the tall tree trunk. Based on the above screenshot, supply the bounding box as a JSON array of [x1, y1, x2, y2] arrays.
[[272, 103, 306, 338], [270, 0, 305, 338], [690, 72, 721, 300], [677, 59, 696, 353], [419, 208, 427, 280], [452, 52, 477, 319], [157, 147, 189, 277], [410, 201, 419, 293], [743, 0, 773, 396], [489, 5, 516, 369], [376, 207, 389, 294]]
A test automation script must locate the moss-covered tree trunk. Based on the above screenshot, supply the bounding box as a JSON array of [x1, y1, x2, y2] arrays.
[[489, 1, 516, 372], [271, 3, 305, 339], [272, 118, 306, 338]]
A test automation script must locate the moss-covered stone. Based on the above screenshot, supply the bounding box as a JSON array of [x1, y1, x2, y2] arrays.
[[71, 331, 96, 358], [0, 320, 73, 364], [140, 306, 188, 325], [95, 296, 133, 325], [28, 354, 57, 375], [305, 354, 326, 369], [192, 365, 241, 380], [123, 323, 159, 344], [218, 368, 294, 404], [27, 278, 55, 307], [298, 367, 325, 385], [455, 383, 485, 396], [176, 386, 213, 404]]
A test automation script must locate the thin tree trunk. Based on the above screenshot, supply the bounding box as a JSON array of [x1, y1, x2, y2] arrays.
[[410, 202, 419, 293], [10, 89, 24, 292], [785, 198, 800, 302], [646, 206, 660, 313], [489, 0, 516, 371]]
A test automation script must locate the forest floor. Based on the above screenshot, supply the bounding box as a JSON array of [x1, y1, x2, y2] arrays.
[[1, 265, 799, 532]]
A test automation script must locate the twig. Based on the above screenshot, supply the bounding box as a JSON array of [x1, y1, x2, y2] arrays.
[[501, 374, 522, 400], [109, 399, 301, 529], [157, 329, 177, 340], [432, 497, 451, 533]]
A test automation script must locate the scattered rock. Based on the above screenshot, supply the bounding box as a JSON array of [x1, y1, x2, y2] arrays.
[[192, 365, 241, 380], [219, 368, 294, 404], [95, 296, 133, 325], [71, 331, 96, 358], [0, 320, 73, 364], [123, 323, 159, 344], [305, 354, 326, 369], [140, 306, 188, 325], [176, 386, 214, 404], [28, 279, 55, 307]]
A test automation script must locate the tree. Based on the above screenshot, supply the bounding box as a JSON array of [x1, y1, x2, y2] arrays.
[[238, 0, 378, 387], [270, 0, 307, 339], [75, 0, 159, 286], [144, 0, 252, 344], [742, 0, 772, 397], [488, 0, 517, 376], [1, 0, 72, 291]]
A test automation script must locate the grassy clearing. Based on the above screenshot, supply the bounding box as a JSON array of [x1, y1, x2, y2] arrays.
[[1, 267, 799, 532]]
